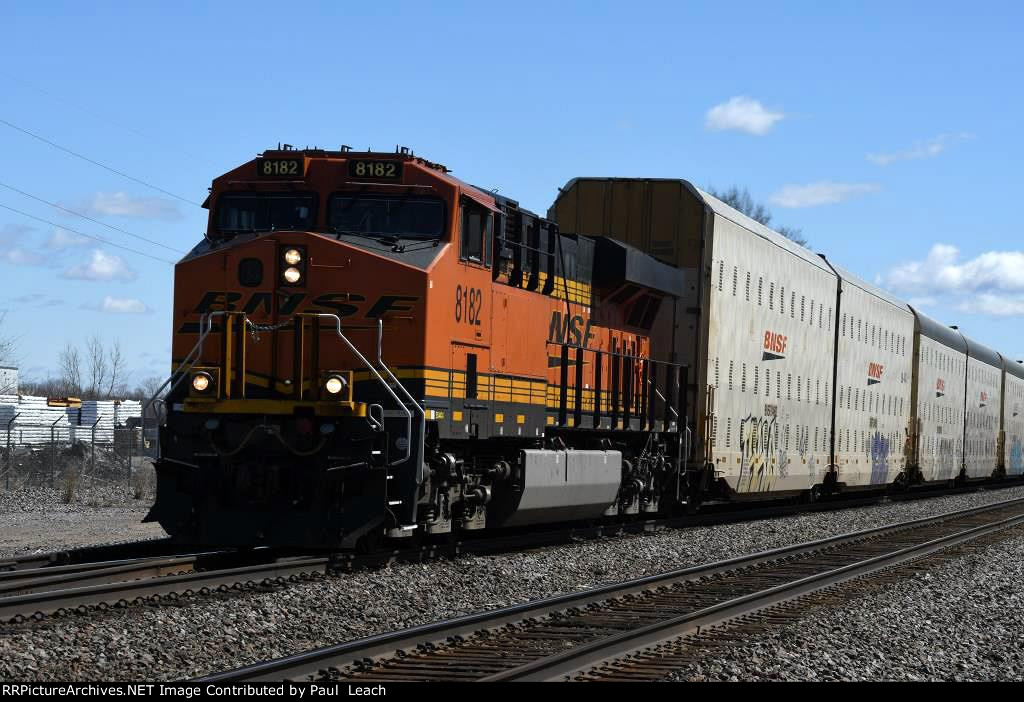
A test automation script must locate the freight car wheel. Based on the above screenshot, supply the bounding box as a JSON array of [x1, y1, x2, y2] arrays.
[[355, 530, 383, 555], [806, 485, 823, 504]]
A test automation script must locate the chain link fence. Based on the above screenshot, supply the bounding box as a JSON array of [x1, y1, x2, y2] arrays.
[[0, 423, 154, 500]]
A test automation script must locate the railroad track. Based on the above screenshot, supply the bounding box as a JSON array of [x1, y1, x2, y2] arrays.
[[0, 552, 331, 623], [0, 538, 186, 572], [1, 479, 1020, 625], [197, 495, 1024, 682]]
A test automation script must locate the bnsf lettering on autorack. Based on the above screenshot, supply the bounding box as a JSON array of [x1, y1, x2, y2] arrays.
[[763, 331, 787, 353]]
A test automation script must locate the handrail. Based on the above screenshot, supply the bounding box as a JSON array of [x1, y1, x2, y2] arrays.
[[374, 319, 427, 483], [142, 310, 228, 459], [314, 314, 412, 468], [648, 380, 679, 420]]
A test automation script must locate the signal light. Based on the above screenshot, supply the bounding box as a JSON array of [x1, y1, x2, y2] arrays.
[[279, 245, 307, 286]]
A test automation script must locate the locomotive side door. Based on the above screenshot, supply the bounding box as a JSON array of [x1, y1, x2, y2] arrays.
[[451, 342, 492, 439]]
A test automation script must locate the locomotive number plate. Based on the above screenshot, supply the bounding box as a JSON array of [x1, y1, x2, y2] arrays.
[[257, 158, 304, 177], [348, 160, 403, 179]]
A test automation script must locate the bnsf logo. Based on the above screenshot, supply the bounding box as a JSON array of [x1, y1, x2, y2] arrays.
[[867, 362, 884, 385], [936, 378, 945, 392], [763, 331, 787, 353], [762, 331, 787, 361]]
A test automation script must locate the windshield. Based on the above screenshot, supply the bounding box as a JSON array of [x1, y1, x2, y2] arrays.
[[328, 195, 446, 239], [217, 193, 315, 233]]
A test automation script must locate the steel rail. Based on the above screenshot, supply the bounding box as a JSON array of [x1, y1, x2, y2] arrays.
[[0, 555, 198, 596], [0, 538, 184, 572], [487, 508, 1024, 681], [0, 556, 330, 622], [196, 495, 1024, 682]]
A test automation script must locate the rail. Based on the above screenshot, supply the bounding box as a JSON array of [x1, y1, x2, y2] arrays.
[[142, 310, 229, 459], [551, 339, 687, 435], [314, 314, 412, 468], [373, 318, 425, 481]]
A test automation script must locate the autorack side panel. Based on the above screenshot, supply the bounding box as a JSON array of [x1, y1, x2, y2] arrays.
[[829, 266, 914, 487], [910, 310, 967, 481], [702, 201, 837, 494], [963, 336, 1002, 479], [1002, 356, 1024, 476]]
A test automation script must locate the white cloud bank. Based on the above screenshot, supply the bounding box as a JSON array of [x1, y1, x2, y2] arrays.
[[71, 192, 182, 222], [45, 228, 90, 250], [867, 133, 973, 166], [100, 296, 148, 314], [770, 181, 880, 208], [62, 249, 137, 281], [883, 244, 1024, 317], [705, 97, 784, 135]]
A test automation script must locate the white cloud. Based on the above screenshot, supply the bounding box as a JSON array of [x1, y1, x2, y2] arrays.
[[770, 182, 880, 208], [886, 244, 1024, 295], [71, 192, 182, 222], [99, 296, 149, 314], [62, 249, 137, 281], [956, 294, 1024, 317], [45, 228, 90, 250], [867, 133, 973, 166], [0, 223, 34, 246], [1, 247, 46, 265], [883, 244, 1024, 318], [705, 96, 784, 135]]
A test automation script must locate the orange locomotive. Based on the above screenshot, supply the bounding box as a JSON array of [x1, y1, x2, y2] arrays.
[[146, 147, 688, 548]]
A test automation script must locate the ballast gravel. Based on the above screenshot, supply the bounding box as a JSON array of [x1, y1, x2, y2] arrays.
[[665, 529, 1024, 681], [2, 486, 1024, 680], [0, 487, 166, 559]]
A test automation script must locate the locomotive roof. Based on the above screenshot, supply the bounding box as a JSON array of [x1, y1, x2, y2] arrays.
[[827, 262, 912, 314], [911, 308, 968, 353]]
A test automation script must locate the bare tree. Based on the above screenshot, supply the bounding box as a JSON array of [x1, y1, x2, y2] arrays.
[[0, 311, 18, 394], [85, 335, 109, 400], [19, 377, 64, 397], [58, 342, 83, 397], [707, 186, 808, 247], [106, 340, 125, 398], [133, 375, 166, 400]]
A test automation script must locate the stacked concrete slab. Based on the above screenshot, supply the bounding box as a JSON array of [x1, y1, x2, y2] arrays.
[[0, 396, 142, 447]]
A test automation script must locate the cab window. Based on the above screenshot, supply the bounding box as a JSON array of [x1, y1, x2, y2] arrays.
[[216, 193, 315, 235], [460, 200, 491, 264]]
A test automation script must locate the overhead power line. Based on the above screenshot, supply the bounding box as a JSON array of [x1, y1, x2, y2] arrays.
[[0, 181, 185, 254], [0, 72, 221, 170], [0, 117, 202, 207], [0, 202, 177, 265]]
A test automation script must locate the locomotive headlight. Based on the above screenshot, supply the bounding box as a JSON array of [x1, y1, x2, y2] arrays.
[[283, 248, 302, 265], [283, 266, 302, 284], [324, 374, 347, 395], [191, 372, 213, 393]]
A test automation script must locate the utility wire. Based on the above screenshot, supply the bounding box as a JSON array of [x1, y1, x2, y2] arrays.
[[0, 202, 177, 265], [0, 117, 202, 207], [0, 72, 221, 170], [0, 181, 185, 254]]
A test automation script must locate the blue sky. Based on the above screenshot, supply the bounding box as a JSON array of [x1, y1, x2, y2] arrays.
[[1, 1, 1022, 386]]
